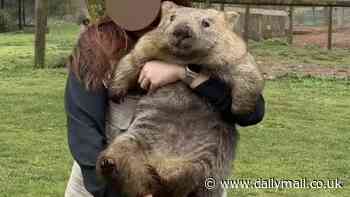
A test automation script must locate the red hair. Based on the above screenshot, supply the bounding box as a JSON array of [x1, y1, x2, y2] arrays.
[[67, 16, 134, 90]]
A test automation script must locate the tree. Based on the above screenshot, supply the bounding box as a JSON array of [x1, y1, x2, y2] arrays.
[[220, 2, 225, 11], [18, 0, 22, 30], [34, 0, 48, 68], [22, 0, 25, 26], [288, 6, 294, 44], [86, 0, 104, 21], [205, 0, 211, 8]]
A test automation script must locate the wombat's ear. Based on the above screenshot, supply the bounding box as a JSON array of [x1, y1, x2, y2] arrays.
[[224, 11, 240, 29], [161, 1, 179, 15]]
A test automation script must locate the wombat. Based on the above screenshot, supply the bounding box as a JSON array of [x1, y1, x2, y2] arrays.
[[97, 1, 264, 197]]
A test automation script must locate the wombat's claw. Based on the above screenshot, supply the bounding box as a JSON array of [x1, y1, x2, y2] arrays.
[[146, 164, 162, 185], [101, 158, 114, 168], [100, 158, 117, 177], [110, 95, 125, 104]]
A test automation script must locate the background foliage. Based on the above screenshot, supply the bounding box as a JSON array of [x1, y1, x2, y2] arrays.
[[87, 0, 105, 21]]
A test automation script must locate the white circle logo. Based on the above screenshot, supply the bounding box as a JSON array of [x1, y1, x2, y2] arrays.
[[205, 177, 217, 190]]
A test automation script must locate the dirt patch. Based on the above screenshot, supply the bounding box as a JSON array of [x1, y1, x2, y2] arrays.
[[294, 26, 350, 49], [256, 26, 350, 79]]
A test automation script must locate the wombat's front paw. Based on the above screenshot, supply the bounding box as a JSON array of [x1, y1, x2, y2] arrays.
[[108, 88, 127, 104], [108, 78, 131, 103]]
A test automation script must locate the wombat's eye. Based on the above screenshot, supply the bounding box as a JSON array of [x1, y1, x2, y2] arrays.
[[170, 15, 176, 22], [201, 19, 211, 28]]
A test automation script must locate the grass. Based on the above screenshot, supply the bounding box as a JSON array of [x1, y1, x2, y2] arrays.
[[231, 77, 350, 197], [0, 22, 78, 74], [0, 22, 78, 197], [249, 39, 350, 68], [0, 69, 69, 197], [0, 23, 349, 197]]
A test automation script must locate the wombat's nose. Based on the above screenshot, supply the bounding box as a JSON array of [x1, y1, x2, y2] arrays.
[[173, 24, 193, 40]]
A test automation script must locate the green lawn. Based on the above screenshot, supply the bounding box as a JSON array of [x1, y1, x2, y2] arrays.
[[0, 23, 349, 197], [250, 39, 350, 68]]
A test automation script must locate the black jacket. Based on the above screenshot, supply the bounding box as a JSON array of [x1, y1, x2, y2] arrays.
[[65, 72, 265, 197]]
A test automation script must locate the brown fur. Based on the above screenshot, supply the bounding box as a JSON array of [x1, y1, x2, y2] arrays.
[[98, 2, 264, 197], [108, 3, 264, 115]]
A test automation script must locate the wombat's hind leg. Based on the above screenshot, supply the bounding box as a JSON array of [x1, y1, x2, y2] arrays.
[[96, 137, 156, 196], [148, 157, 207, 197], [98, 156, 118, 180]]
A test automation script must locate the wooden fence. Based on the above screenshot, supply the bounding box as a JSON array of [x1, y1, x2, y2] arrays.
[[31, 0, 350, 68], [194, 0, 350, 49]]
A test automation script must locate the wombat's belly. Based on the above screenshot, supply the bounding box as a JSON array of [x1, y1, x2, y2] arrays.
[[128, 82, 236, 160]]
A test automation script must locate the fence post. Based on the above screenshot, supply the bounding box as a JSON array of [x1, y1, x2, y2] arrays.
[[34, 0, 48, 68], [18, 0, 22, 30], [288, 6, 294, 45], [312, 7, 316, 25], [22, 0, 26, 26], [244, 5, 250, 42], [206, 0, 211, 8], [220, 1, 225, 11], [327, 6, 333, 50]]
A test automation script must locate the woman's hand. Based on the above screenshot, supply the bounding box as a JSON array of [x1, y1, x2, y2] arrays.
[[138, 60, 185, 93]]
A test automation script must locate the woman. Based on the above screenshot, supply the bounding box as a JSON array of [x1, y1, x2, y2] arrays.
[[64, 0, 265, 197]]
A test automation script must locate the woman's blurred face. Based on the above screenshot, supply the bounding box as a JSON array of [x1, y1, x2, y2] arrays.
[[129, 13, 161, 38]]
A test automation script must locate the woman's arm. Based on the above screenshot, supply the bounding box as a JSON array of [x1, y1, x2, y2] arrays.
[[177, 64, 265, 126], [192, 77, 265, 127], [138, 62, 265, 127], [65, 72, 111, 197]]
